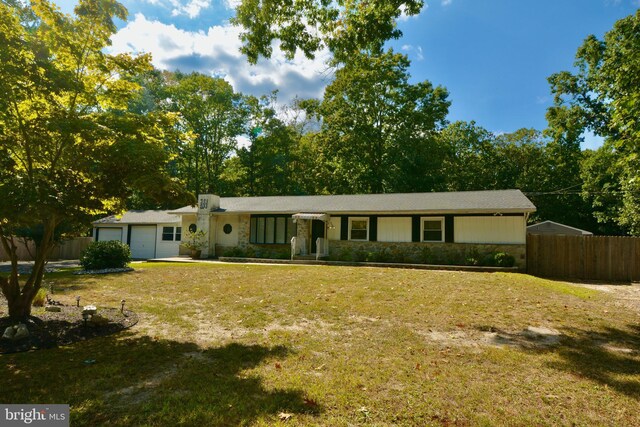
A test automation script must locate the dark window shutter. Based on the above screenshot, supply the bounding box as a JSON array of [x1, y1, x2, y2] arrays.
[[412, 216, 420, 242], [445, 215, 454, 243], [369, 216, 377, 242], [340, 216, 348, 240]]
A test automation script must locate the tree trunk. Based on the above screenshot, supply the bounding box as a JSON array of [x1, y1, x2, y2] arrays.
[[7, 293, 33, 319], [0, 220, 56, 321]]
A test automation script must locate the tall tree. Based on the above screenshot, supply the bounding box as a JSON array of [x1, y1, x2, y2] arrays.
[[232, 0, 424, 64], [440, 121, 498, 191], [0, 0, 192, 319], [547, 10, 640, 233], [317, 50, 449, 193], [580, 143, 626, 235], [164, 72, 248, 196], [230, 95, 304, 196]]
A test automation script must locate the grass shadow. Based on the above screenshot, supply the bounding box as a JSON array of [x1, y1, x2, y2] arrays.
[[1, 332, 320, 425], [545, 325, 640, 399]]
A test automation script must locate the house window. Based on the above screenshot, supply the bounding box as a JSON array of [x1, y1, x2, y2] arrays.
[[162, 227, 174, 241], [349, 217, 369, 241], [422, 217, 444, 242], [250, 216, 296, 244], [162, 226, 182, 241]]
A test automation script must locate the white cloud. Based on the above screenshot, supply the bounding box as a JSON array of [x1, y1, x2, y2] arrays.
[[170, 0, 211, 18], [109, 14, 331, 103], [224, 0, 241, 9], [398, 2, 428, 21], [138, 0, 212, 18], [401, 44, 424, 61], [441, 0, 452, 6]]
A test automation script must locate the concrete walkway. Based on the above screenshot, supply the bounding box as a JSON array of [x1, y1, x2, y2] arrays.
[[148, 256, 521, 273], [0, 260, 81, 273]]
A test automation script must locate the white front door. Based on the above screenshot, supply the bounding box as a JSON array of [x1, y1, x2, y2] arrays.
[[129, 226, 157, 259]]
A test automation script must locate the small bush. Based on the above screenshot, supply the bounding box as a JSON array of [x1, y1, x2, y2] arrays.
[[352, 250, 367, 262], [420, 246, 432, 264], [223, 247, 246, 257], [465, 248, 481, 266], [32, 288, 47, 307], [335, 247, 352, 262], [494, 252, 515, 267], [80, 240, 131, 270]]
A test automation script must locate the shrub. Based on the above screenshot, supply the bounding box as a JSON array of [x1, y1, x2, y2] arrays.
[[352, 250, 367, 262], [80, 240, 131, 270], [494, 252, 515, 267], [32, 288, 47, 307], [465, 248, 481, 266], [419, 246, 432, 264], [480, 253, 497, 267], [335, 247, 352, 262], [223, 247, 246, 257]]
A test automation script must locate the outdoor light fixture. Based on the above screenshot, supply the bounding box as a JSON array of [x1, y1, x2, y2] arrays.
[[121, 299, 126, 313], [76, 296, 81, 307], [82, 311, 90, 327]]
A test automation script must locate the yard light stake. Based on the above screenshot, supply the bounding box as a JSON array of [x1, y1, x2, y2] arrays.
[[76, 296, 81, 307], [121, 299, 126, 313]]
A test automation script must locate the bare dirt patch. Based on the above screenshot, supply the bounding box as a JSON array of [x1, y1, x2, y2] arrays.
[[417, 326, 564, 349], [571, 281, 640, 313]]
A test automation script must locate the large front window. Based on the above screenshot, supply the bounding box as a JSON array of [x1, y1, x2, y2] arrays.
[[250, 216, 296, 244], [349, 217, 369, 241]]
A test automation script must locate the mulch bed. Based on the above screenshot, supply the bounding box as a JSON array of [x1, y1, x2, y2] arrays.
[[0, 296, 138, 354]]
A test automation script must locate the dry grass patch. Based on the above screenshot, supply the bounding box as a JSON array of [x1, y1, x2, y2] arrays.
[[1, 262, 639, 426]]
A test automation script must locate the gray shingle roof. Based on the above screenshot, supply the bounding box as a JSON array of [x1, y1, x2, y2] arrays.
[[93, 210, 180, 225], [167, 206, 198, 215], [214, 189, 535, 214], [96, 190, 535, 224], [527, 220, 592, 235]]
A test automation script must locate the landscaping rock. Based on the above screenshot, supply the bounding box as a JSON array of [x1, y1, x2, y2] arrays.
[[73, 267, 134, 275], [2, 326, 16, 340], [13, 324, 29, 340], [45, 305, 62, 312]]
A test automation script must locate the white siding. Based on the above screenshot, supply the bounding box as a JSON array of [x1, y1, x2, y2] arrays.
[[377, 217, 412, 242], [454, 216, 526, 244], [156, 223, 181, 258], [328, 218, 341, 240], [216, 215, 240, 247], [96, 227, 124, 242]]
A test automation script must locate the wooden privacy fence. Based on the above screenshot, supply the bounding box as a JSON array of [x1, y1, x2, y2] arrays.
[[0, 237, 93, 262], [527, 234, 640, 282]]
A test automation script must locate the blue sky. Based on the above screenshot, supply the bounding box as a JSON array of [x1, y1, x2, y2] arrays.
[[58, 0, 639, 149]]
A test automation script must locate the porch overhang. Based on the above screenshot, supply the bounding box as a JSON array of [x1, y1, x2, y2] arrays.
[[292, 213, 330, 222]]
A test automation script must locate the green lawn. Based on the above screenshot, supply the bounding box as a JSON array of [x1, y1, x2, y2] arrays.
[[2, 263, 640, 426]]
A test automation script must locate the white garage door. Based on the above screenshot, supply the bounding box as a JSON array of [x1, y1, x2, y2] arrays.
[[129, 226, 157, 259], [97, 228, 123, 242]]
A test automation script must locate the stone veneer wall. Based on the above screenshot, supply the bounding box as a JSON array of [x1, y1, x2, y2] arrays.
[[226, 214, 525, 268], [329, 240, 526, 268], [230, 214, 289, 258], [237, 214, 251, 248]]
